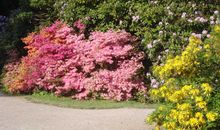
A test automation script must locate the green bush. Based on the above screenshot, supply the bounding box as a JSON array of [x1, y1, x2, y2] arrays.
[[54, 0, 220, 65]]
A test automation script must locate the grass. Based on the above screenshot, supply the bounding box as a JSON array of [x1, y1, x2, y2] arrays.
[[25, 92, 159, 109]]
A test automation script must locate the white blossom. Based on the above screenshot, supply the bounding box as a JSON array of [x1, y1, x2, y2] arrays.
[[158, 55, 162, 60], [195, 34, 202, 39], [132, 15, 140, 22], [147, 43, 153, 49], [191, 33, 196, 36], [210, 21, 215, 25], [187, 19, 193, 23], [181, 12, 186, 18], [119, 20, 123, 25], [159, 31, 163, 35], [195, 17, 200, 21], [207, 34, 211, 38], [152, 83, 159, 88], [214, 10, 219, 15], [151, 79, 157, 84], [202, 30, 208, 35], [210, 16, 215, 20], [168, 11, 173, 15], [153, 40, 158, 44], [146, 73, 151, 76], [192, 4, 196, 8], [199, 17, 208, 23]]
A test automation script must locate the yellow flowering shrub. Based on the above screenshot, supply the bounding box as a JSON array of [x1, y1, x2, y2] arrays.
[[148, 82, 218, 130], [153, 36, 201, 80], [147, 25, 220, 130], [148, 83, 218, 129]]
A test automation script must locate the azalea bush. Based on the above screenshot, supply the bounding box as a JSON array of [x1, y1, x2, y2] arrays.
[[2, 21, 146, 101], [147, 26, 220, 129]]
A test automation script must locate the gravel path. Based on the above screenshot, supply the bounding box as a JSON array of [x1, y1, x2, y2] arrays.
[[0, 93, 154, 130]]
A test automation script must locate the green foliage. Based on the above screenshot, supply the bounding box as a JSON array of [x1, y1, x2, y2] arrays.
[[208, 91, 220, 129], [29, 0, 57, 26], [54, 0, 220, 65]]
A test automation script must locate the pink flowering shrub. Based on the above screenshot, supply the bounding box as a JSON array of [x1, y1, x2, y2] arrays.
[[2, 21, 146, 101]]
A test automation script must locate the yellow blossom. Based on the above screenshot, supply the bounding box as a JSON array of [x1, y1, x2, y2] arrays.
[[163, 122, 176, 129], [196, 101, 207, 109], [214, 25, 220, 33], [155, 125, 160, 130], [151, 89, 159, 96], [158, 106, 164, 111], [204, 44, 210, 49], [168, 90, 184, 102], [189, 118, 199, 127], [146, 116, 152, 123], [189, 88, 200, 96], [206, 112, 218, 122], [181, 85, 192, 92], [195, 112, 205, 124], [169, 109, 178, 120], [177, 103, 191, 111], [153, 36, 201, 79], [195, 96, 203, 102], [178, 111, 191, 125], [201, 83, 213, 95]]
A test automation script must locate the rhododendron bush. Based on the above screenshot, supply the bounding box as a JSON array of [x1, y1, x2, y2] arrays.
[[2, 21, 146, 101], [147, 26, 220, 129]]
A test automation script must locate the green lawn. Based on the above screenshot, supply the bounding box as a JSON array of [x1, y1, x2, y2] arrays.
[[25, 92, 158, 109]]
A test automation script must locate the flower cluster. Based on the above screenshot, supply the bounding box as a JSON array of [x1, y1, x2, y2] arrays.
[[2, 21, 146, 101], [153, 36, 202, 80], [149, 82, 218, 130], [147, 26, 220, 130]]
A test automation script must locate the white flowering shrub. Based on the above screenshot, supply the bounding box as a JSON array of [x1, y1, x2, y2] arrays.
[[53, 0, 219, 65]]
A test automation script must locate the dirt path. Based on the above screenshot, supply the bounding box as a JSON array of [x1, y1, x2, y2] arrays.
[[0, 93, 154, 130]]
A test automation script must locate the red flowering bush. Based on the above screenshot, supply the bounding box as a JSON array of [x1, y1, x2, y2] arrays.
[[2, 21, 146, 101]]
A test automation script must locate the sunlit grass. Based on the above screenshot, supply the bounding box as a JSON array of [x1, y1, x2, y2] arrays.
[[25, 92, 159, 109]]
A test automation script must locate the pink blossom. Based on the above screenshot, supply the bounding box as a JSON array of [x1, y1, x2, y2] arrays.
[[3, 21, 146, 101], [73, 20, 86, 33]]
